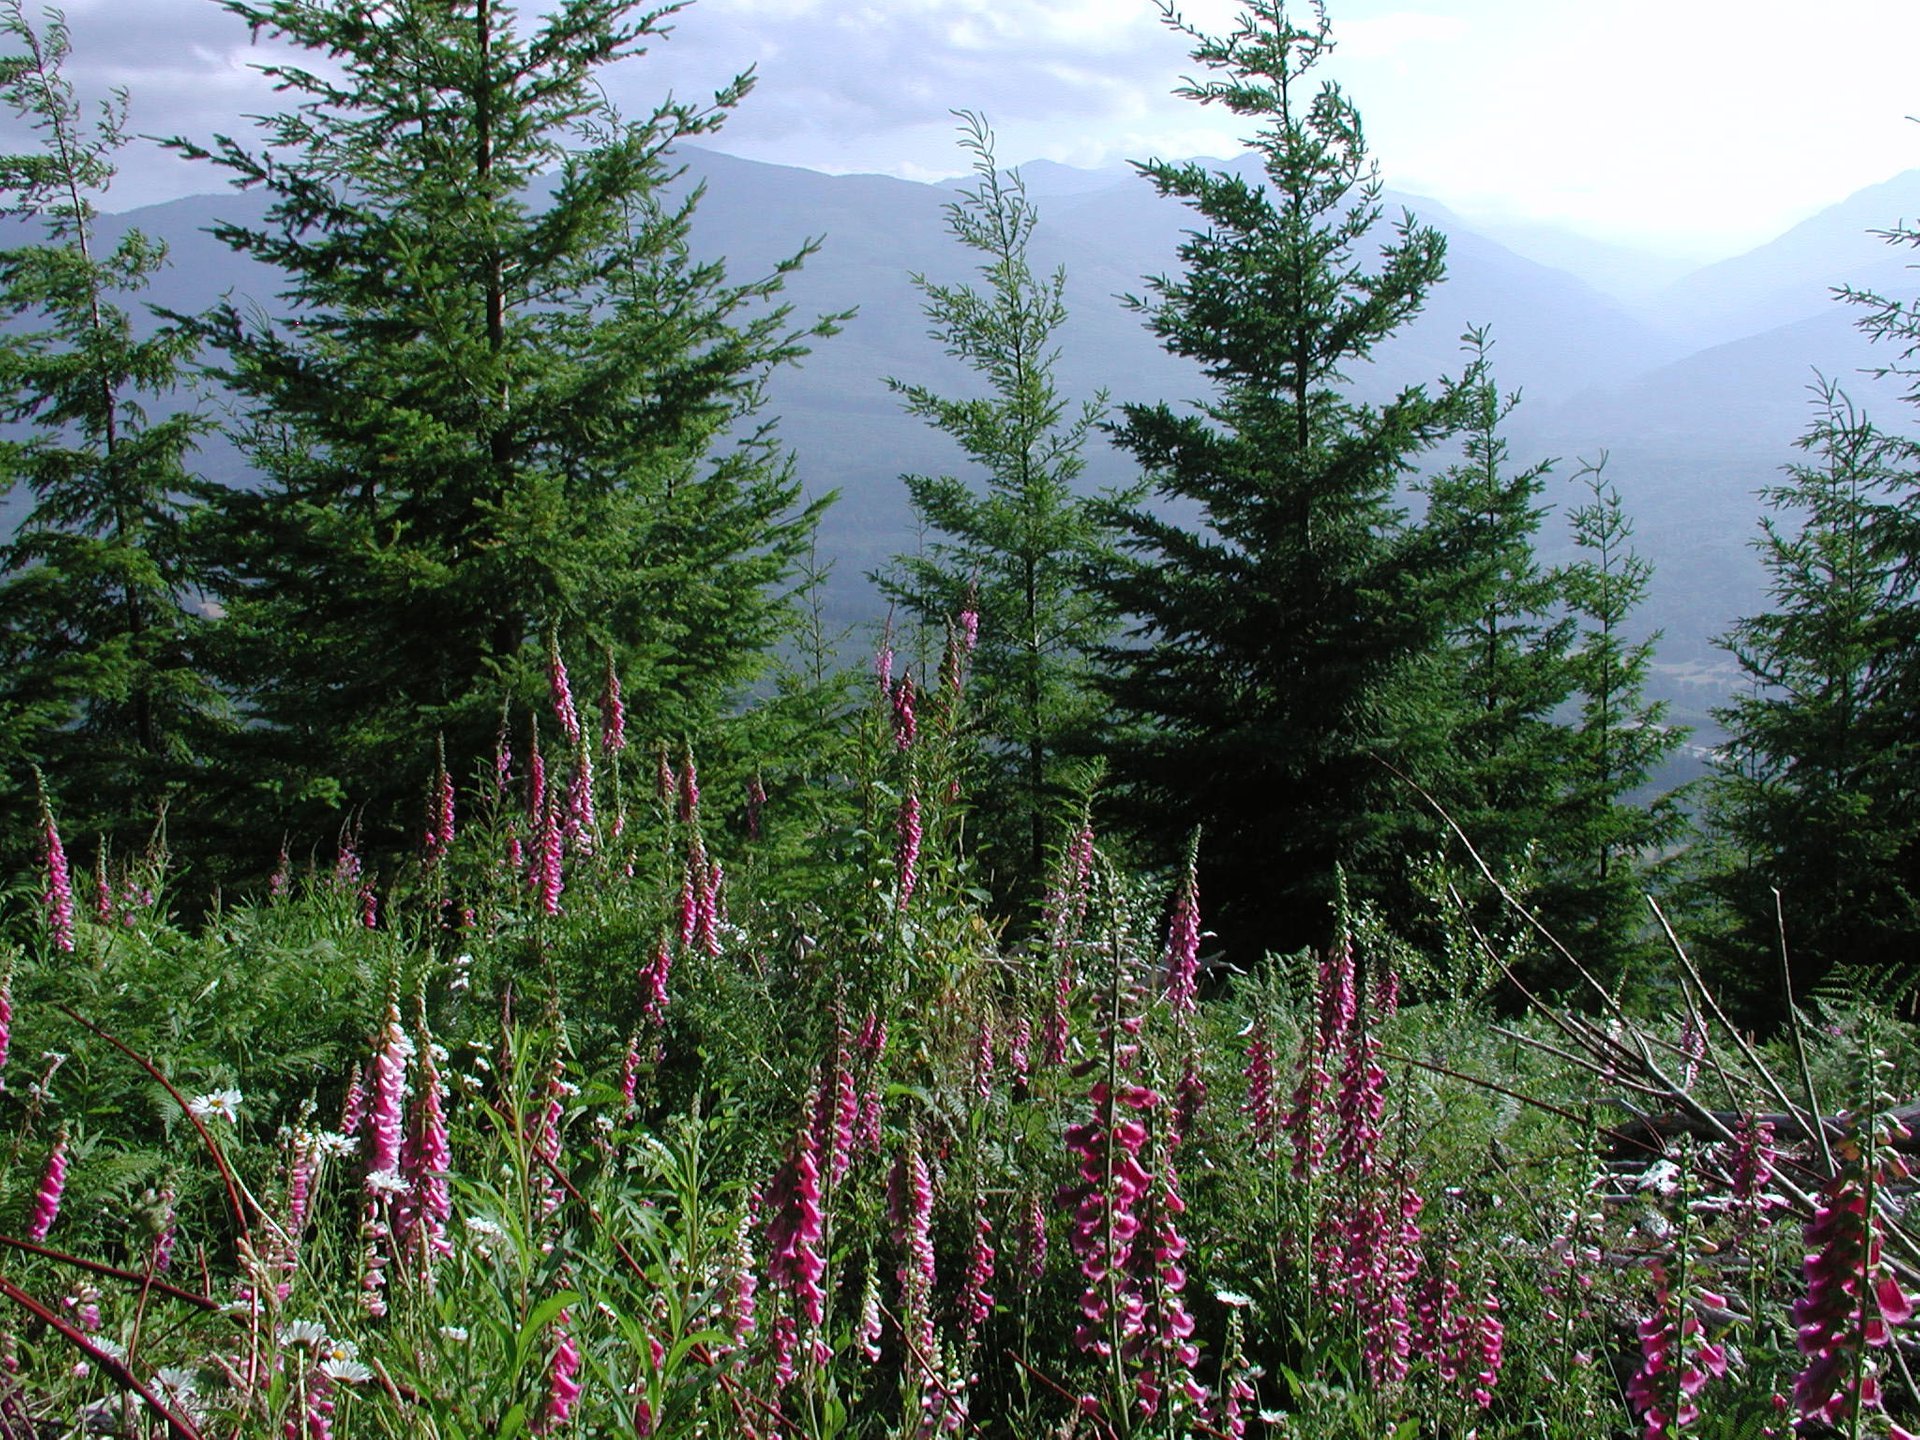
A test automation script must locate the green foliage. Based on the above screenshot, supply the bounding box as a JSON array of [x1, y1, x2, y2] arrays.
[[0, 0, 217, 857], [1415, 331, 1577, 887], [1094, 0, 1472, 960], [168, 0, 838, 863], [1703, 385, 1920, 1010], [1548, 454, 1688, 982], [879, 111, 1132, 910]]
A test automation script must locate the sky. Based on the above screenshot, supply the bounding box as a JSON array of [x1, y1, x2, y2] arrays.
[[27, 0, 1920, 262]]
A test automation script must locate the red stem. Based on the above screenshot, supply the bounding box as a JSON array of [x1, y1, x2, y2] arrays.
[[0, 1272, 204, 1439]]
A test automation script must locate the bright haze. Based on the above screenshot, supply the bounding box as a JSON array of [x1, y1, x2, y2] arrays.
[[25, 0, 1920, 263]]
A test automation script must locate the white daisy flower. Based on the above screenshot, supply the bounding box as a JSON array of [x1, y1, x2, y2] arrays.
[[188, 1089, 243, 1123]]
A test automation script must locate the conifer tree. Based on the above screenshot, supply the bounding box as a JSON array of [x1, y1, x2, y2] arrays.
[[1548, 456, 1687, 976], [1417, 329, 1575, 891], [172, 0, 833, 851], [879, 112, 1128, 902], [1095, 0, 1468, 959], [1704, 386, 1920, 1004], [0, 1, 214, 852]]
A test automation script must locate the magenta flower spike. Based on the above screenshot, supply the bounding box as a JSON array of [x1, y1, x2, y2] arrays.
[[26, 1130, 69, 1241], [960, 1208, 995, 1332], [366, 999, 414, 1181], [93, 846, 111, 923], [0, 965, 11, 1088], [548, 643, 582, 749], [858, 1270, 884, 1360], [1470, 1277, 1504, 1408], [745, 774, 766, 842], [401, 1019, 452, 1263], [896, 783, 923, 911], [892, 1139, 938, 1363], [537, 1307, 583, 1433], [722, 1198, 759, 1352], [1023, 1192, 1048, 1279], [972, 1013, 995, 1101], [600, 653, 627, 756], [566, 746, 597, 854], [678, 748, 700, 825], [36, 778, 75, 954], [1790, 1114, 1913, 1433], [1243, 1021, 1275, 1153], [1163, 859, 1201, 1015], [764, 1128, 828, 1329], [526, 722, 547, 829], [889, 672, 917, 751], [959, 605, 979, 654], [426, 740, 456, 864], [535, 793, 566, 917]]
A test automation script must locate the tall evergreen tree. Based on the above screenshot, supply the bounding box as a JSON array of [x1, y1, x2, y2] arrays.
[[1704, 385, 1920, 1004], [0, 1, 214, 852], [172, 0, 834, 851], [1416, 329, 1576, 888], [878, 112, 1128, 903], [1094, 0, 1468, 960], [1547, 455, 1687, 977]]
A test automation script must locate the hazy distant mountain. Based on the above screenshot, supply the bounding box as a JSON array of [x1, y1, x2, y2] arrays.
[[8, 144, 1920, 748], [1473, 218, 1701, 306], [1653, 170, 1920, 348]]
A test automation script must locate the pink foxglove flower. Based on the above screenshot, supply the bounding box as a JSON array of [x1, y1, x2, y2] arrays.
[[721, 1196, 759, 1353], [859, 1270, 884, 1360], [26, 1130, 68, 1241], [618, 1034, 641, 1111], [890, 1139, 938, 1364], [1243, 1021, 1276, 1154], [677, 749, 700, 825], [889, 672, 917, 751], [535, 793, 565, 917], [269, 842, 291, 900], [1628, 1260, 1727, 1438], [1729, 1114, 1777, 1241], [1009, 1016, 1031, 1099], [339, 1063, 366, 1142], [399, 1027, 452, 1264], [37, 780, 74, 954], [548, 644, 581, 749], [972, 1013, 995, 1101], [641, 935, 672, 1025], [93, 846, 111, 923], [896, 783, 922, 911], [960, 1209, 995, 1331], [745, 774, 766, 842], [959, 606, 978, 654], [366, 1000, 414, 1181], [536, 1307, 583, 1433], [764, 1130, 827, 1331], [855, 1014, 887, 1154], [566, 747, 596, 854], [1791, 1116, 1912, 1433], [526, 724, 547, 829], [1470, 1276, 1504, 1408], [0, 965, 11, 1088], [600, 655, 626, 756], [150, 1186, 178, 1274], [1163, 859, 1201, 1014], [425, 742, 455, 864]]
